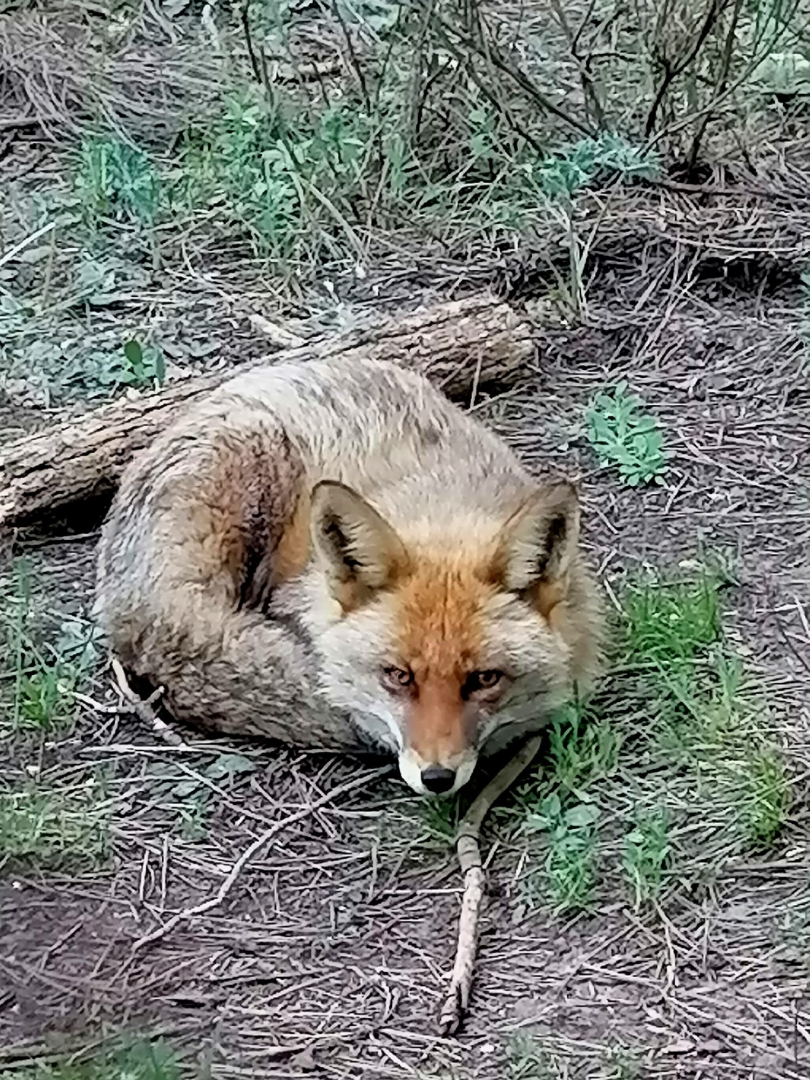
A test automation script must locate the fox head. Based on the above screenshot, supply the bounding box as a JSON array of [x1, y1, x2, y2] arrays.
[[308, 480, 583, 796]]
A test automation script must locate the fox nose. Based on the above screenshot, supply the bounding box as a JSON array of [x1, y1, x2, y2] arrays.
[[420, 765, 457, 794]]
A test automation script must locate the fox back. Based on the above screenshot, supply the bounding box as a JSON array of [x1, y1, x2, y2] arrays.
[[96, 357, 605, 795]]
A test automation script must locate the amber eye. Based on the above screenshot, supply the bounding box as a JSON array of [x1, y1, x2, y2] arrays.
[[465, 670, 503, 694], [382, 666, 414, 690]]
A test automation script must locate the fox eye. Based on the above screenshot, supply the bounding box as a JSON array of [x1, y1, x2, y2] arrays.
[[465, 670, 503, 694], [382, 665, 414, 691]]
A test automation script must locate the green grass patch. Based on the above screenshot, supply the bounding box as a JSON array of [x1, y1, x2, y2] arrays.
[[0, 561, 99, 736], [524, 791, 600, 912], [0, 779, 110, 872], [510, 567, 793, 920], [743, 747, 791, 846], [75, 136, 161, 227], [623, 574, 721, 667], [622, 808, 671, 908], [0, 1037, 179, 1080]]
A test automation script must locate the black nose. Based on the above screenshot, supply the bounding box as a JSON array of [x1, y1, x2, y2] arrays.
[[421, 766, 456, 794]]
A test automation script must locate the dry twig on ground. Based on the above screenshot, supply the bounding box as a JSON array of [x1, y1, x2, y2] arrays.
[[439, 734, 544, 1035], [132, 765, 393, 952]]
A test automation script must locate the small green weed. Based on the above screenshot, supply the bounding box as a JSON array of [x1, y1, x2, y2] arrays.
[[744, 748, 790, 846], [506, 1032, 562, 1079], [622, 809, 671, 908], [586, 382, 668, 486], [75, 136, 161, 226], [525, 792, 600, 912], [17, 663, 77, 730], [118, 339, 165, 388], [534, 133, 660, 201], [419, 793, 460, 840], [602, 1047, 643, 1080], [0, 781, 109, 871]]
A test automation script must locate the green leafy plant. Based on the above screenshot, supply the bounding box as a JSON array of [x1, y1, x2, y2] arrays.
[[622, 809, 671, 907], [534, 133, 660, 201], [526, 792, 600, 911], [586, 382, 668, 486], [121, 339, 165, 387], [76, 136, 161, 225]]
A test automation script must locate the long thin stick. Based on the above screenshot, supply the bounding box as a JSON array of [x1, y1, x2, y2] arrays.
[[438, 735, 543, 1035], [132, 765, 392, 952]]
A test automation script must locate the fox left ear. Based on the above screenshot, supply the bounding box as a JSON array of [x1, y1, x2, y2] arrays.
[[491, 482, 581, 593], [310, 481, 411, 609]]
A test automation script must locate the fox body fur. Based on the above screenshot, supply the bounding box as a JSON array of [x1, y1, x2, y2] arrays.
[[95, 357, 604, 796]]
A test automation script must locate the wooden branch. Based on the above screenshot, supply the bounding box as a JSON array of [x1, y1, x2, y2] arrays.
[[0, 295, 533, 529], [438, 735, 543, 1035]]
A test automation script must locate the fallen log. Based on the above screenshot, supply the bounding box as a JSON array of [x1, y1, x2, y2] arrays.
[[0, 295, 533, 530]]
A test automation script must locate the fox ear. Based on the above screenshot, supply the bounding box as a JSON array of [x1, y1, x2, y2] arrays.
[[310, 481, 410, 608], [492, 482, 581, 594]]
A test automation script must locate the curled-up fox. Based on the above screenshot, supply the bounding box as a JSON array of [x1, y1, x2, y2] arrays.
[[95, 357, 604, 796]]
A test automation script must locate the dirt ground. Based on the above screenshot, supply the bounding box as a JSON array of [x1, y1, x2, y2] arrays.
[[2, 3, 810, 1078], [3, 261, 810, 1077]]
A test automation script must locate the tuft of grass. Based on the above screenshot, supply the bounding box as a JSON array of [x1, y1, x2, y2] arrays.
[[622, 569, 793, 851], [75, 136, 161, 227], [0, 1037, 180, 1080], [623, 574, 721, 668], [1, 561, 99, 735], [586, 383, 668, 487], [525, 792, 600, 912], [417, 792, 461, 841], [744, 748, 790, 846], [622, 809, 671, 908], [546, 702, 621, 794], [506, 1033, 563, 1079], [0, 781, 110, 871]]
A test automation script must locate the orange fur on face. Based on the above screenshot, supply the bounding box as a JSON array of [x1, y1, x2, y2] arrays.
[[393, 558, 496, 759]]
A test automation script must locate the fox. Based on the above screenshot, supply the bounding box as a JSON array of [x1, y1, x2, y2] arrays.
[[95, 356, 605, 796]]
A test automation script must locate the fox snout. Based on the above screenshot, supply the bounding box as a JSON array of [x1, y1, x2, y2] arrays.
[[394, 677, 479, 795], [398, 745, 478, 796]]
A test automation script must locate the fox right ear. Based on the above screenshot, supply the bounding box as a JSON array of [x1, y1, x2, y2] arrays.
[[310, 481, 410, 609], [491, 482, 581, 594]]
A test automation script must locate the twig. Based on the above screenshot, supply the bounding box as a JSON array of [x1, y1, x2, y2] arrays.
[[0, 220, 55, 271], [248, 313, 307, 348], [438, 734, 543, 1035], [431, 8, 593, 137], [111, 657, 187, 748], [643, 0, 726, 137], [132, 765, 392, 951]]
